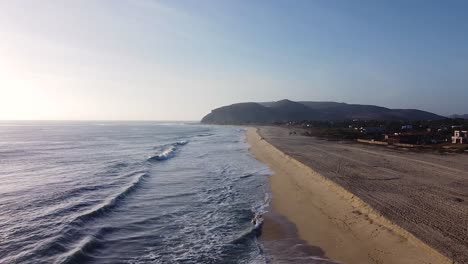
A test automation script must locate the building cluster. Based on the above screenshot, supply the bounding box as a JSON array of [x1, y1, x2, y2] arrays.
[[293, 119, 468, 146], [357, 124, 468, 145], [452, 130, 468, 144]]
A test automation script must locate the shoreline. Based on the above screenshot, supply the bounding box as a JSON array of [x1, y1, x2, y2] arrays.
[[246, 127, 450, 264]]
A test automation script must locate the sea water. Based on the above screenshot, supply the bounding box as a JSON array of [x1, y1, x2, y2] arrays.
[[0, 122, 271, 264]]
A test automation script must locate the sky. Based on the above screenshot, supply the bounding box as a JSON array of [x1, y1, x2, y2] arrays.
[[1, 0, 467, 120]]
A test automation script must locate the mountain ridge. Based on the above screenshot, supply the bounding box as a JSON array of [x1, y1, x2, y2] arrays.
[[201, 100, 446, 124]]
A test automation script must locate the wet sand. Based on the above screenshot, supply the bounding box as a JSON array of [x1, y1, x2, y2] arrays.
[[246, 127, 458, 264], [260, 210, 339, 263]]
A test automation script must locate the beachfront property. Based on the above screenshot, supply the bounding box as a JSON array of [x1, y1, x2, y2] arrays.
[[359, 127, 385, 134], [383, 132, 429, 145], [452, 130, 468, 144]]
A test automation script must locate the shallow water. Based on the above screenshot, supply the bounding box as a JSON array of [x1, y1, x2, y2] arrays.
[[0, 122, 271, 264]]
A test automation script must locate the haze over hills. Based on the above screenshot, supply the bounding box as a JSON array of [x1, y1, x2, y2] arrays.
[[201, 99, 446, 124], [449, 114, 468, 119]]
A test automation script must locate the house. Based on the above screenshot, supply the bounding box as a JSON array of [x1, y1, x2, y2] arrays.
[[385, 131, 430, 145], [360, 127, 385, 134], [401, 125, 413, 130], [452, 130, 468, 144]]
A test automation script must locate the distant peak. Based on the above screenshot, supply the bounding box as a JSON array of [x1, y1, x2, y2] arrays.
[[276, 99, 293, 103]]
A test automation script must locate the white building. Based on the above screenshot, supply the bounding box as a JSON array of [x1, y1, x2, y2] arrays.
[[452, 130, 468, 144]]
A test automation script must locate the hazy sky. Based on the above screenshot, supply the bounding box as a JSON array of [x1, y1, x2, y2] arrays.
[[1, 0, 467, 120]]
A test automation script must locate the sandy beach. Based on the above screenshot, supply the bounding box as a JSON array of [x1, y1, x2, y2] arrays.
[[246, 126, 466, 264]]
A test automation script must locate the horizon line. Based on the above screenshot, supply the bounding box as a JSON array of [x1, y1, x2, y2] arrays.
[[0, 120, 201, 122]]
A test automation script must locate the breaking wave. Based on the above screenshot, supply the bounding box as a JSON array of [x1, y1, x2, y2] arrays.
[[175, 140, 188, 146], [148, 146, 177, 161], [148, 141, 188, 162]]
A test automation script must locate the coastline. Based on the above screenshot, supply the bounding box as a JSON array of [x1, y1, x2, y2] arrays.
[[246, 127, 451, 264]]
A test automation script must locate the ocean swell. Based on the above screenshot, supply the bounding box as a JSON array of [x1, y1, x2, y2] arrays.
[[72, 172, 148, 224], [56, 226, 117, 264], [20, 172, 150, 264]]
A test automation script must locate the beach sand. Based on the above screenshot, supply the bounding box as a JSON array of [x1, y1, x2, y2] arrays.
[[246, 127, 457, 264]]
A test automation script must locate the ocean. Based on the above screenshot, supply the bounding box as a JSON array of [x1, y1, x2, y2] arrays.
[[0, 122, 272, 264]]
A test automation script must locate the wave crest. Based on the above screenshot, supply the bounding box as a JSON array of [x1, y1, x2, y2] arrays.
[[175, 140, 188, 146], [148, 141, 188, 162], [72, 172, 148, 224]]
